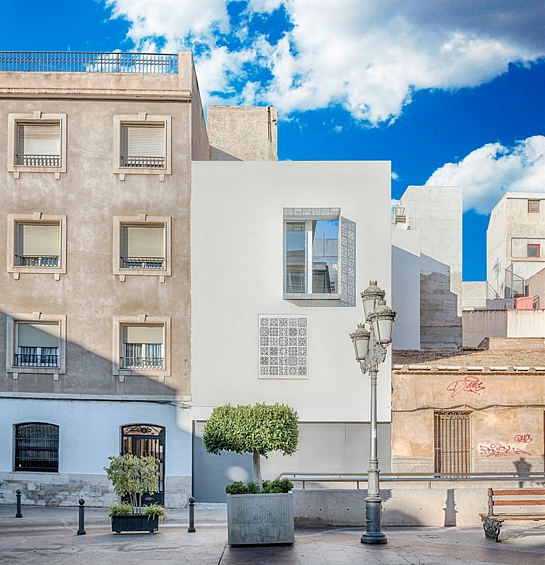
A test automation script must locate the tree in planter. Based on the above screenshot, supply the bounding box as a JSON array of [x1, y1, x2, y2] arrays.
[[202, 403, 299, 491], [104, 454, 160, 514]]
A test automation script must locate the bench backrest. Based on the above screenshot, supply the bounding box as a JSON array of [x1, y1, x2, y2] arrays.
[[488, 488, 545, 516]]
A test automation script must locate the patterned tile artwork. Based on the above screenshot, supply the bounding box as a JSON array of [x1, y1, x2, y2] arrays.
[[259, 315, 308, 378]]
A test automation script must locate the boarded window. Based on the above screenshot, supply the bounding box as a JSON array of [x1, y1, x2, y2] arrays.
[[434, 411, 471, 476]]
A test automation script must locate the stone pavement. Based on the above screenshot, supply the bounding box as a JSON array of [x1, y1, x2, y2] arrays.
[[0, 503, 544, 564]]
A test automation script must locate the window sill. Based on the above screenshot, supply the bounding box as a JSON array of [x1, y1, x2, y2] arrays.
[[116, 369, 169, 383], [283, 293, 341, 300]]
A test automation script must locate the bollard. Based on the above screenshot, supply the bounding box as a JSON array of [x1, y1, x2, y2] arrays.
[[15, 489, 23, 518], [188, 497, 196, 532], [77, 498, 86, 535]]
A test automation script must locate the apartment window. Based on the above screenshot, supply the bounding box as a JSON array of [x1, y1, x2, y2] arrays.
[[113, 316, 171, 380], [113, 216, 171, 279], [113, 115, 171, 178], [6, 314, 66, 378], [434, 411, 471, 476], [8, 113, 67, 177], [7, 214, 67, 279], [528, 199, 541, 213], [15, 423, 59, 472], [15, 322, 59, 367], [528, 244, 540, 257], [284, 213, 340, 296]]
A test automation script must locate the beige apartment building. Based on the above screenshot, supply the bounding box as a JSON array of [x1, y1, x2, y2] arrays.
[[0, 52, 208, 507]]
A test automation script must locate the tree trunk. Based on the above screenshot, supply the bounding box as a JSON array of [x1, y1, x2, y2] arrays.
[[252, 451, 263, 491]]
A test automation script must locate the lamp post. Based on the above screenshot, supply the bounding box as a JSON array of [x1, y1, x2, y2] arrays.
[[350, 280, 396, 545]]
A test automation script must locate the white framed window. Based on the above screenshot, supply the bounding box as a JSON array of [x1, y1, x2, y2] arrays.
[[113, 114, 171, 179], [259, 315, 308, 379], [284, 209, 340, 298], [113, 316, 171, 381], [113, 215, 171, 280], [6, 313, 66, 379], [8, 113, 67, 178], [7, 213, 67, 279]]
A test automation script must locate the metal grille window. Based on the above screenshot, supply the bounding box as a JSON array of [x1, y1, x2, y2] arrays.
[[122, 325, 164, 370], [16, 223, 61, 267], [434, 411, 471, 476], [15, 423, 59, 472], [17, 122, 61, 166], [121, 225, 165, 269], [121, 124, 165, 168]]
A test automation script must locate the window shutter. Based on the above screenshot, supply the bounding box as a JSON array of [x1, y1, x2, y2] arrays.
[[18, 123, 61, 156], [19, 224, 60, 256], [122, 125, 165, 157], [123, 226, 164, 258], [18, 323, 60, 348], [124, 326, 164, 344]]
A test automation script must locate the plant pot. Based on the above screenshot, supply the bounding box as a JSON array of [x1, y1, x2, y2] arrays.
[[227, 492, 294, 545], [111, 514, 159, 534]]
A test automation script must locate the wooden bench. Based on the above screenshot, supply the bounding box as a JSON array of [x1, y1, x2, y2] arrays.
[[480, 488, 545, 542]]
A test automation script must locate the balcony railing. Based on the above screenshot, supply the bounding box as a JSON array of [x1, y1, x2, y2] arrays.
[[121, 357, 164, 370], [0, 52, 178, 74], [122, 257, 165, 269], [121, 155, 166, 168], [16, 154, 61, 166], [16, 255, 59, 267], [15, 354, 59, 367]]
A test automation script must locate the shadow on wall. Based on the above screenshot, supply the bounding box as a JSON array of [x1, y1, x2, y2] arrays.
[[0, 310, 184, 507], [420, 254, 461, 350], [514, 457, 532, 488], [444, 488, 457, 527]]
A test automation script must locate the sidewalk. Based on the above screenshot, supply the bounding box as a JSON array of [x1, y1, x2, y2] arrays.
[[1, 503, 544, 564]]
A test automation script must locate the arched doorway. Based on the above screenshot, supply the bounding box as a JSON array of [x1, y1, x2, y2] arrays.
[[121, 424, 165, 505]]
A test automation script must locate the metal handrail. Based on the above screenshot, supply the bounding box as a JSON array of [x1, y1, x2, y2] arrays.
[[0, 52, 178, 74], [278, 472, 545, 489]]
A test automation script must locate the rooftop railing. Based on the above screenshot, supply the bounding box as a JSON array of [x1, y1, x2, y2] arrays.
[[0, 52, 178, 74]]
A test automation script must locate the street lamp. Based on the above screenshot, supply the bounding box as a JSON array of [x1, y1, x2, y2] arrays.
[[350, 280, 396, 545]]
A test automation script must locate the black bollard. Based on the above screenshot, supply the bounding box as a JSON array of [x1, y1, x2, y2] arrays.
[[77, 498, 86, 535], [188, 497, 196, 532], [15, 489, 23, 518]]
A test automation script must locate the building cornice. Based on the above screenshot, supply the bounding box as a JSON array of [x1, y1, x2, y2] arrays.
[[0, 88, 192, 101]]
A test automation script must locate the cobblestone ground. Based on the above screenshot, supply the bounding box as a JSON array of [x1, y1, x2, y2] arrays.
[[1, 505, 544, 564]]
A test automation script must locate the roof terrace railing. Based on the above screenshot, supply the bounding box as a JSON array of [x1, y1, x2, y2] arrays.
[[0, 52, 178, 74]]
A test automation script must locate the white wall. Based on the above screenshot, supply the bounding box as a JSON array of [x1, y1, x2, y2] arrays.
[[392, 229, 421, 349], [0, 398, 191, 476], [191, 161, 392, 423]]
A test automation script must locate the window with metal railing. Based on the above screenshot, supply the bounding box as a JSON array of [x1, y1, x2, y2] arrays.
[[121, 225, 165, 270], [120, 124, 166, 169], [14, 423, 59, 473], [434, 411, 471, 476], [16, 122, 61, 166], [15, 322, 60, 367], [121, 326, 164, 370], [15, 223, 61, 268]]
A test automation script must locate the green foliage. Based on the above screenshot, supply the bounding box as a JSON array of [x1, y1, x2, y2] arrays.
[[225, 478, 293, 495], [142, 503, 167, 522], [104, 454, 159, 511], [108, 502, 133, 516], [262, 478, 294, 493], [202, 403, 299, 459]]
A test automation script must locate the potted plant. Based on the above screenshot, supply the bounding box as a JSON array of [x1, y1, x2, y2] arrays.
[[203, 403, 299, 545], [104, 454, 166, 533]]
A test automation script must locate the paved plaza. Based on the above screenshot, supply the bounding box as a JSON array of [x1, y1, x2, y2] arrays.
[[0, 504, 544, 564]]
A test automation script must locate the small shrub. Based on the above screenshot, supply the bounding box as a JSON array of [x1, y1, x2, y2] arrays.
[[226, 478, 293, 494], [225, 481, 247, 495], [142, 503, 167, 522], [109, 502, 133, 516], [262, 478, 293, 493]]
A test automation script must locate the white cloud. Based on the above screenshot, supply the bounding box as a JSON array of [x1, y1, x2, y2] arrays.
[[425, 136, 545, 214], [105, 0, 545, 124]]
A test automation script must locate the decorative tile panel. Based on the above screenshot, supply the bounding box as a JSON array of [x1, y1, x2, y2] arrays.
[[340, 217, 356, 306], [259, 315, 308, 378]]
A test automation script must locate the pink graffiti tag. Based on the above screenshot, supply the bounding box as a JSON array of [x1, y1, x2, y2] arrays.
[[446, 376, 485, 398], [479, 443, 531, 458], [514, 434, 532, 444]]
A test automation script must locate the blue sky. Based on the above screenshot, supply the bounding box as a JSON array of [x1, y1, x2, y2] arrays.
[[2, 0, 544, 280]]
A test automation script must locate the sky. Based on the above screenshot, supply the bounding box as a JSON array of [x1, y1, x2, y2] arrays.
[[2, 0, 544, 281]]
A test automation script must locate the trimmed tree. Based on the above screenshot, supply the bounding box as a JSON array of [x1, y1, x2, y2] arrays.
[[202, 403, 299, 491]]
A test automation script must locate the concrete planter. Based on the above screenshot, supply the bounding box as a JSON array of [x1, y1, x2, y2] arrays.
[[227, 493, 294, 545], [111, 514, 159, 534]]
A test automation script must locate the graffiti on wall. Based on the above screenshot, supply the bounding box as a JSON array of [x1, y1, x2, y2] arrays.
[[479, 443, 531, 457], [514, 434, 532, 444], [446, 376, 485, 398]]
